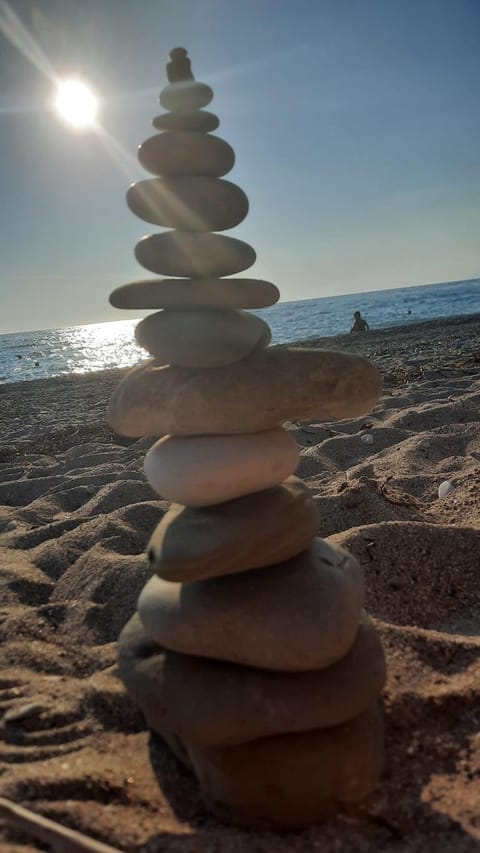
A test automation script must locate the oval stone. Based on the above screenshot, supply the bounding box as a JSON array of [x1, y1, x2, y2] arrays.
[[118, 613, 386, 746], [138, 133, 234, 177], [126, 178, 248, 230], [135, 232, 256, 277], [153, 111, 219, 132], [109, 278, 280, 310], [138, 537, 364, 670], [135, 308, 270, 367], [187, 704, 384, 829], [143, 428, 300, 506], [148, 476, 318, 582], [108, 348, 381, 438], [160, 81, 213, 111]]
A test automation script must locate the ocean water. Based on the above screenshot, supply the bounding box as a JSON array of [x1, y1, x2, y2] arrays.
[[1, 277, 479, 385]]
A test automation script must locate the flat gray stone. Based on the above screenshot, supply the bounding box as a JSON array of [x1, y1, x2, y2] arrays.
[[118, 612, 385, 746], [138, 537, 364, 671], [135, 308, 270, 367], [108, 347, 381, 437], [148, 476, 318, 582], [187, 703, 384, 829], [160, 81, 213, 111], [135, 232, 256, 277], [152, 110, 219, 132], [138, 132, 234, 177], [109, 278, 280, 310], [127, 177, 248, 230]]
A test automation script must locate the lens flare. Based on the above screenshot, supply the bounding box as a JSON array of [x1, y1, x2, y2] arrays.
[[55, 79, 98, 128]]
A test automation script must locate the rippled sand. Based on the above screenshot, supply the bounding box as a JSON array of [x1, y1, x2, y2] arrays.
[[0, 316, 479, 852]]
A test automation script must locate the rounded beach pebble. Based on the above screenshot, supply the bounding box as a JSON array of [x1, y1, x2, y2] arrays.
[[143, 428, 300, 506], [159, 80, 213, 111], [135, 308, 270, 367], [118, 613, 386, 746], [138, 132, 235, 177], [109, 347, 381, 437], [109, 277, 280, 310], [135, 232, 256, 277], [152, 110, 219, 132], [438, 480, 455, 498], [186, 703, 384, 829], [138, 537, 364, 671], [147, 476, 318, 582], [127, 177, 249, 230]]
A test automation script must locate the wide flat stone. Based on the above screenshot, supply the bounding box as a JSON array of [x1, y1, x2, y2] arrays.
[[135, 308, 270, 367], [109, 278, 280, 310], [138, 537, 364, 670], [118, 612, 386, 746], [108, 348, 381, 437], [138, 132, 234, 177], [148, 476, 318, 582], [143, 428, 300, 506], [153, 110, 219, 132], [160, 81, 213, 111], [187, 703, 384, 829], [127, 177, 248, 230], [135, 232, 256, 277]]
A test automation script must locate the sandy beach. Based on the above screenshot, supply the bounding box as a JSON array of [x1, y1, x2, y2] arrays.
[[0, 314, 479, 852]]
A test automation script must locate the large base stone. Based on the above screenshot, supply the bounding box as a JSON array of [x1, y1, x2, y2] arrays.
[[186, 703, 384, 829], [118, 613, 386, 746]]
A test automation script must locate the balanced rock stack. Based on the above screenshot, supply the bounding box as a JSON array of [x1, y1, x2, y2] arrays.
[[110, 48, 386, 829]]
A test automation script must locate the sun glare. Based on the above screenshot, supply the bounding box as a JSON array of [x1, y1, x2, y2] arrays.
[[55, 79, 98, 128]]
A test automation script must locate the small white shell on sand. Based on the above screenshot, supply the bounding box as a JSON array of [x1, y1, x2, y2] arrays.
[[361, 433, 374, 445], [438, 480, 455, 499]]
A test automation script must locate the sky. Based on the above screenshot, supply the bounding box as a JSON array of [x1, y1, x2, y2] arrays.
[[0, 0, 479, 333]]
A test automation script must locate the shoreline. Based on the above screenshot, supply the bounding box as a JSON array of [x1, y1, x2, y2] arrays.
[[0, 311, 479, 393], [1, 313, 480, 455]]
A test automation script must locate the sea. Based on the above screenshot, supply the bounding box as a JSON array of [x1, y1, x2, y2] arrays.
[[1, 277, 479, 385]]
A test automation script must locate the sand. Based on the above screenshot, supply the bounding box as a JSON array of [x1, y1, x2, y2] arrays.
[[0, 314, 479, 852]]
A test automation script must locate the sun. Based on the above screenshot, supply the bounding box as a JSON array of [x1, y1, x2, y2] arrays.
[[55, 79, 98, 128]]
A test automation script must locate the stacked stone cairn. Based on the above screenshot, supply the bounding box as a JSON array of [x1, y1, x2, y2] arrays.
[[110, 48, 386, 829]]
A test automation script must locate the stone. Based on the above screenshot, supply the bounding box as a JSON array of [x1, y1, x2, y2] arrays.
[[438, 480, 455, 498], [135, 308, 270, 367], [118, 613, 386, 746], [109, 278, 280, 310], [152, 111, 219, 132], [108, 348, 382, 438], [166, 47, 193, 83], [138, 132, 235, 177], [143, 428, 300, 507], [134, 232, 256, 277], [361, 432, 374, 444], [138, 537, 364, 670], [126, 177, 248, 230], [148, 476, 318, 582], [160, 80, 213, 111], [186, 703, 384, 829]]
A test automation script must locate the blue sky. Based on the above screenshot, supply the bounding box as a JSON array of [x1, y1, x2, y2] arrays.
[[0, 0, 479, 332]]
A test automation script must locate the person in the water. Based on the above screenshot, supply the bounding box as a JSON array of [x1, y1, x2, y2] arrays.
[[350, 311, 369, 333]]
